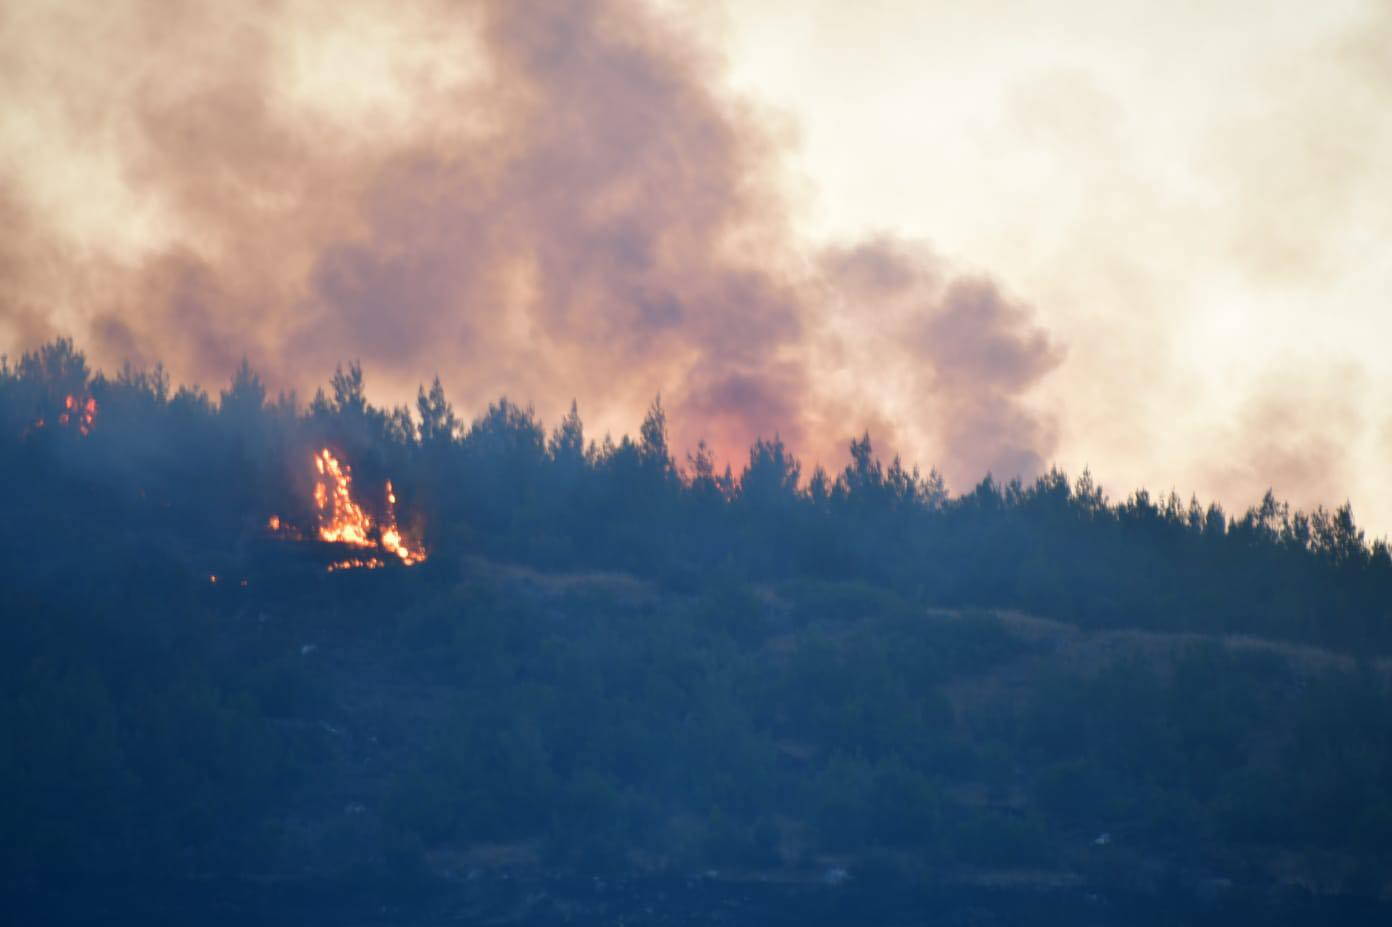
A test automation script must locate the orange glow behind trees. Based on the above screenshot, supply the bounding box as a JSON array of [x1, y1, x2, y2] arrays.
[[23, 392, 97, 439]]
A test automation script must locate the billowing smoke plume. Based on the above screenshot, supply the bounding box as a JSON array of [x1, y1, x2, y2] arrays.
[[1202, 365, 1366, 516], [0, 0, 1063, 485], [819, 239, 1063, 486]]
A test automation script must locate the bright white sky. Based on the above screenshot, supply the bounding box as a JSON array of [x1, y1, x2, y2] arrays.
[[717, 0, 1392, 533]]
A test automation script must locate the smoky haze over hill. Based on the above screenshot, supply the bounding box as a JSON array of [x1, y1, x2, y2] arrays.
[[2, 335, 1389, 653], [0, 0, 1066, 489]]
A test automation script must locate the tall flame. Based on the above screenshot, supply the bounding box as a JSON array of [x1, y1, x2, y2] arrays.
[[314, 448, 374, 547], [273, 448, 427, 571], [380, 480, 426, 565]]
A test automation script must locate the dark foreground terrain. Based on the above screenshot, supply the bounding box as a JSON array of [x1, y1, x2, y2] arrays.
[[8, 556, 1392, 925], [16, 870, 1392, 927]]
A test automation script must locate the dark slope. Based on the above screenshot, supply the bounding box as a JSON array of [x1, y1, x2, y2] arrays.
[[4, 339, 1392, 922]]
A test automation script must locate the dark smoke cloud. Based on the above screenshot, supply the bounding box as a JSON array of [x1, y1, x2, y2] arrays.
[[0, 0, 1064, 483], [923, 278, 1065, 482], [1203, 366, 1364, 514], [820, 239, 1064, 485], [0, 192, 62, 352]]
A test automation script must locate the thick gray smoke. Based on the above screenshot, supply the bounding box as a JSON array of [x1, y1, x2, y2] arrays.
[[0, 0, 1064, 484]]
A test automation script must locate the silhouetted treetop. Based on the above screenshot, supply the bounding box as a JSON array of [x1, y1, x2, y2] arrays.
[[3, 338, 1390, 653]]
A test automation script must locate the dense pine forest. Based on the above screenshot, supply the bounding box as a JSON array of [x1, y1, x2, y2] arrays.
[[4, 338, 1391, 922]]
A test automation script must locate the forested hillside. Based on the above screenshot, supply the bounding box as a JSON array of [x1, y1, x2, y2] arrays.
[[3, 338, 1391, 921]]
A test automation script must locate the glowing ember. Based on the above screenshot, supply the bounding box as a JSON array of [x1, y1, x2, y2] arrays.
[[265, 513, 303, 540], [22, 393, 96, 439], [58, 393, 97, 436], [327, 557, 384, 573]]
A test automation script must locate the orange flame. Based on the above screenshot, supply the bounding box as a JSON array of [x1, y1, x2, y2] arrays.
[[314, 448, 375, 547], [21, 393, 96, 439], [380, 480, 426, 565], [268, 448, 426, 571], [265, 513, 304, 541], [59, 393, 97, 436]]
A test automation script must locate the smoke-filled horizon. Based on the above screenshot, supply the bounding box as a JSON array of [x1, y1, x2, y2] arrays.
[[3, 0, 1389, 530]]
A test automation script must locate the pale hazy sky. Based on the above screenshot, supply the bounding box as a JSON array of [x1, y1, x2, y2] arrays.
[[717, 0, 1392, 531], [2, 0, 1389, 533]]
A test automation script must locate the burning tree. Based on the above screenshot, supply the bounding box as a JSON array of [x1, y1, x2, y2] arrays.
[[267, 448, 426, 571]]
